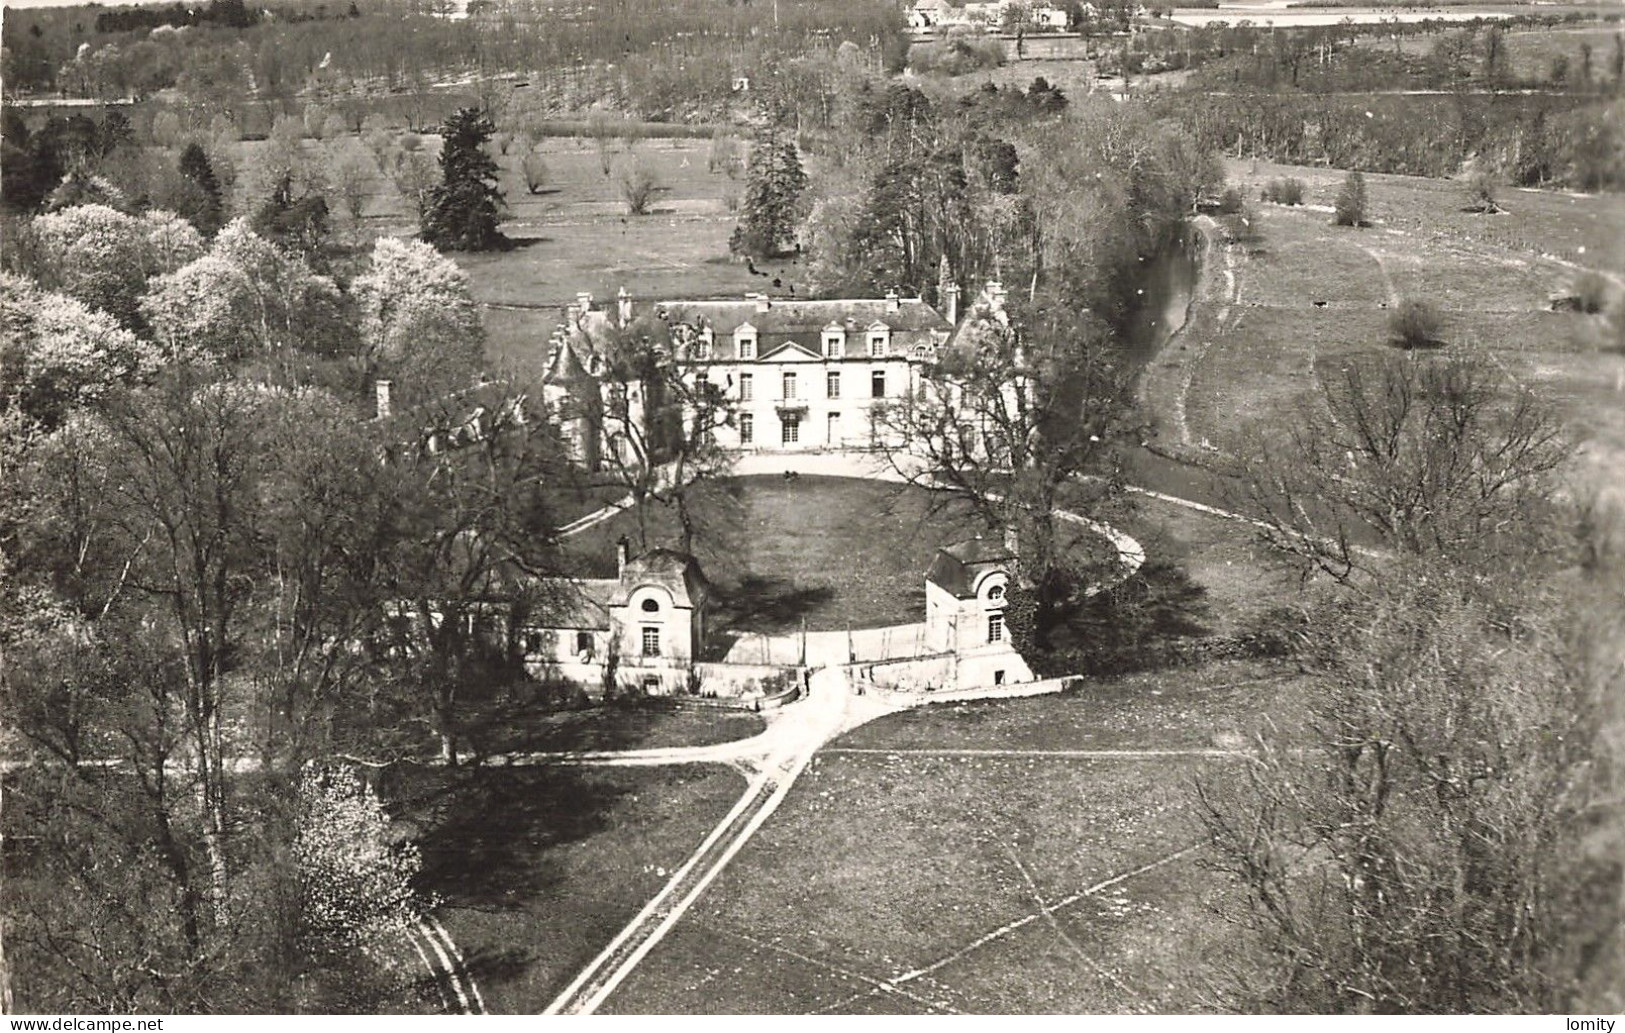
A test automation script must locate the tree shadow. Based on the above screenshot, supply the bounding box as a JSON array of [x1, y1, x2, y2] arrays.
[[389, 761, 634, 908], [1037, 560, 1215, 676], [502, 235, 552, 250], [707, 575, 837, 649]]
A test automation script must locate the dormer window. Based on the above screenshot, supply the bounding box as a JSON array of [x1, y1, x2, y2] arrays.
[[867, 323, 891, 357], [697, 326, 714, 360], [987, 583, 1005, 604], [641, 598, 660, 613], [822, 323, 846, 358], [735, 323, 757, 360]]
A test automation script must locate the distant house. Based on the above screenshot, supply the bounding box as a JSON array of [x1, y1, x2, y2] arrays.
[[909, 0, 955, 28]]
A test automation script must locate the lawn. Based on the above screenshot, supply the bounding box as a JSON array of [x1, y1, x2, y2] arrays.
[[562, 475, 999, 636], [832, 657, 1306, 753], [600, 751, 1254, 1013], [389, 763, 747, 1014]]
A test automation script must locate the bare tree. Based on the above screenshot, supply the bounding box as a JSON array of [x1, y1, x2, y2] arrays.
[[1197, 556, 1621, 1013], [873, 294, 1135, 646], [1239, 352, 1573, 584]]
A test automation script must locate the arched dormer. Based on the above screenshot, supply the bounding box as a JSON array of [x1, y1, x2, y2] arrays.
[[734, 321, 758, 360], [973, 569, 1009, 607], [866, 321, 891, 357], [822, 322, 846, 358]]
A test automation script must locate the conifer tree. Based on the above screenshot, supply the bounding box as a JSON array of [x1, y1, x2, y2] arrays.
[[421, 107, 507, 252], [729, 125, 809, 259], [178, 142, 224, 235]]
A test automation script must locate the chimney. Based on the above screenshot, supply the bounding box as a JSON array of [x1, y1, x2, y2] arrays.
[[565, 303, 580, 327], [943, 282, 960, 324], [576, 291, 594, 313], [617, 286, 632, 326], [616, 536, 630, 577], [1003, 524, 1019, 560], [751, 292, 770, 313], [374, 379, 392, 420], [885, 289, 900, 313]]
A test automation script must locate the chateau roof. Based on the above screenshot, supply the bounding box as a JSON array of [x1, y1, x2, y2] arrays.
[[653, 297, 952, 361]]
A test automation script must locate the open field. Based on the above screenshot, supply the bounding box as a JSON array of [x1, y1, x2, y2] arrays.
[[1350, 20, 1623, 73], [392, 763, 747, 1014], [835, 658, 1306, 751], [600, 750, 1252, 1013], [1145, 158, 1625, 500]]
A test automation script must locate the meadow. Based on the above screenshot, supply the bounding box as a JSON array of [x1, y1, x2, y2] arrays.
[[1139, 157, 1625, 502]]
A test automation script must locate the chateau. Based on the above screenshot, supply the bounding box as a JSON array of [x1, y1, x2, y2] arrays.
[[542, 282, 1008, 465]]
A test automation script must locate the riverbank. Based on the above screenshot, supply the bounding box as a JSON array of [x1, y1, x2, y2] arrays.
[[1132, 215, 1232, 469]]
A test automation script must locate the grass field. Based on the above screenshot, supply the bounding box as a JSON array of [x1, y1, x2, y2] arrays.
[[834, 657, 1305, 751], [601, 750, 1253, 1013], [1147, 158, 1625, 502], [392, 763, 747, 1014]]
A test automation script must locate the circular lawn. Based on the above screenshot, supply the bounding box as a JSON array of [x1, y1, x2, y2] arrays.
[[561, 475, 994, 634]]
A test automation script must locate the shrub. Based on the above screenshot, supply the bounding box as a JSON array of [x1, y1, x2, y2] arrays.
[[521, 151, 548, 194], [1388, 297, 1445, 348], [1573, 270, 1612, 314], [619, 158, 659, 215], [1333, 170, 1370, 227], [1217, 186, 1244, 214], [1262, 177, 1305, 205], [1464, 170, 1501, 214]]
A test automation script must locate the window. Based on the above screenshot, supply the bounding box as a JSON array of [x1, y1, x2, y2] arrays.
[[641, 627, 660, 656], [735, 325, 757, 359], [988, 584, 1005, 603], [868, 331, 889, 357], [988, 613, 1005, 643], [783, 371, 797, 400], [525, 631, 544, 655], [695, 330, 712, 360], [827, 412, 840, 444], [822, 328, 844, 357], [781, 412, 800, 445], [826, 371, 840, 398], [642, 675, 661, 694], [576, 631, 594, 656], [739, 412, 754, 444], [871, 370, 886, 398], [641, 598, 660, 613], [739, 373, 753, 400], [994, 669, 1006, 685]]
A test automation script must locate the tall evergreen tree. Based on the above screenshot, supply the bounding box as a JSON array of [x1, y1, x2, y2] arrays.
[[178, 142, 224, 235], [729, 125, 809, 259], [420, 107, 507, 252]]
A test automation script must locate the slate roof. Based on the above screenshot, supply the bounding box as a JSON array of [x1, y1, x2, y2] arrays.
[[927, 536, 1014, 599], [651, 298, 952, 362]]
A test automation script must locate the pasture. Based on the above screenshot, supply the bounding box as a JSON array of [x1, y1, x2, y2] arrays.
[[1142, 158, 1625, 500], [600, 739, 1262, 1012]]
